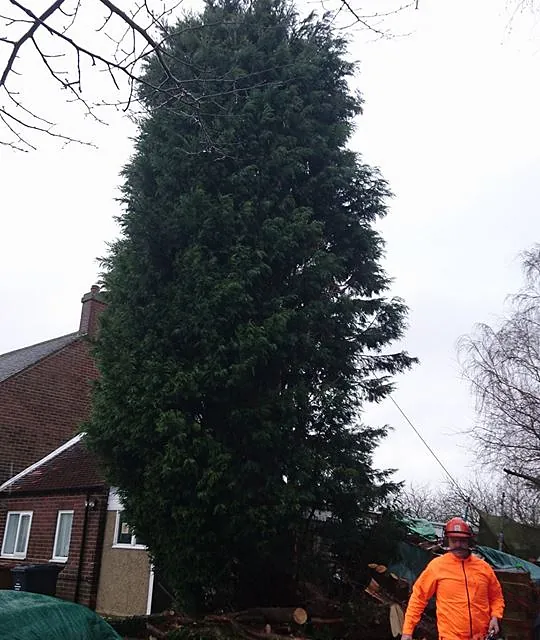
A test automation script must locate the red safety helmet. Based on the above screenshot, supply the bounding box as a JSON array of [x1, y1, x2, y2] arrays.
[[444, 517, 473, 539]]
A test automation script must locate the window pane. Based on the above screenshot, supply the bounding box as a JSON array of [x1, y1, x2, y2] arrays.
[[116, 512, 132, 545], [133, 532, 145, 547], [15, 514, 30, 554], [55, 513, 73, 559], [3, 514, 19, 555]]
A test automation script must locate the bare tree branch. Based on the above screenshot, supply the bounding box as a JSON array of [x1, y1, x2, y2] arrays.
[[332, 1, 415, 36], [0, 0, 415, 150], [0, 0, 193, 149], [399, 473, 540, 527], [503, 467, 540, 489], [459, 245, 540, 479], [98, 0, 179, 83], [1, 1, 65, 89]]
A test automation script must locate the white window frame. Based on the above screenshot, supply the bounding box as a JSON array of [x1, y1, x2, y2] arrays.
[[112, 511, 146, 550], [1, 511, 33, 559], [51, 510, 74, 563]]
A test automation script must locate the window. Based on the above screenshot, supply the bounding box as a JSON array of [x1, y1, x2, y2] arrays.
[[1, 511, 32, 559], [113, 511, 145, 548], [52, 511, 73, 562]]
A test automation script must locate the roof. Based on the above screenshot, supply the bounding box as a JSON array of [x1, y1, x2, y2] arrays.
[[0, 435, 106, 494], [0, 332, 80, 384]]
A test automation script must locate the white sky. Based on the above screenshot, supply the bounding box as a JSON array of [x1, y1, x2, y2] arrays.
[[1, 0, 539, 488]]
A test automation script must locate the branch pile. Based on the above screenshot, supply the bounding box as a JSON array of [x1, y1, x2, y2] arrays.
[[112, 599, 396, 640], [143, 608, 309, 640]]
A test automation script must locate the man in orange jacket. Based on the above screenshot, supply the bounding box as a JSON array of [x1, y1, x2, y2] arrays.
[[401, 517, 504, 640]]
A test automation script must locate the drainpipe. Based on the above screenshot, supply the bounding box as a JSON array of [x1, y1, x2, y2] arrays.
[[74, 494, 91, 603], [89, 492, 108, 610], [146, 564, 155, 615]]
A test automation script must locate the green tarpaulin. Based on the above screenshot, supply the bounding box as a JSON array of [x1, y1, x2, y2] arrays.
[[478, 512, 540, 562], [476, 545, 540, 584], [389, 540, 540, 586], [0, 591, 121, 640], [402, 517, 439, 541], [388, 541, 434, 583]]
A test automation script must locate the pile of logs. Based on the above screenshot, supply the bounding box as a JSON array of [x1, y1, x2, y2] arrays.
[[364, 563, 437, 640]]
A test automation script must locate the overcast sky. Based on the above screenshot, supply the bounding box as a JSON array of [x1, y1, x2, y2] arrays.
[[1, 0, 539, 488]]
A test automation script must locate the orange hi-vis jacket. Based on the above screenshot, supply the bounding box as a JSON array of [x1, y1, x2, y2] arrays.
[[402, 552, 505, 640]]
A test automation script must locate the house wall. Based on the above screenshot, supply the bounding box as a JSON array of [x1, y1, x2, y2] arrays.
[[0, 489, 108, 609], [0, 339, 99, 484], [96, 510, 152, 617]]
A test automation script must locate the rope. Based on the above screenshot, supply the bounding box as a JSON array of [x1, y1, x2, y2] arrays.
[[387, 395, 471, 505]]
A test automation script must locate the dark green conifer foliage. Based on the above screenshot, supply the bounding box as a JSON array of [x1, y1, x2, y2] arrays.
[[86, 0, 415, 610]]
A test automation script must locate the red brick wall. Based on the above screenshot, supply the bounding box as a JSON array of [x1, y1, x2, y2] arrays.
[[0, 339, 99, 484], [79, 289, 107, 339], [0, 489, 108, 609]]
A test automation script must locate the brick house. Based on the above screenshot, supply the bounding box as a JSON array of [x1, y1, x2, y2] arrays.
[[0, 434, 158, 615], [0, 434, 108, 608], [0, 285, 105, 485], [0, 287, 160, 615]]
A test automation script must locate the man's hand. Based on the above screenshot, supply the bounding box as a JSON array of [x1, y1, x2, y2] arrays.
[[488, 616, 500, 635]]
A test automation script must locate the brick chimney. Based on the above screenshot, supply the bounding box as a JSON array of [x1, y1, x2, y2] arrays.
[[79, 285, 107, 338]]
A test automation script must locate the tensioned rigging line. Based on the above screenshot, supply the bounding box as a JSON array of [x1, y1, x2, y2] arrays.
[[388, 394, 472, 505]]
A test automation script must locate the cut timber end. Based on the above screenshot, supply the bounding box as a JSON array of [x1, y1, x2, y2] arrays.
[[368, 563, 388, 574], [292, 608, 308, 625], [389, 603, 404, 638]]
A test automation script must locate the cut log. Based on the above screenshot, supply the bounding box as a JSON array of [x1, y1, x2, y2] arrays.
[[368, 565, 409, 600], [146, 622, 167, 639], [203, 615, 237, 624], [270, 624, 291, 635], [364, 579, 393, 605], [310, 617, 344, 625], [367, 563, 387, 574], [389, 603, 404, 638], [233, 607, 308, 625]]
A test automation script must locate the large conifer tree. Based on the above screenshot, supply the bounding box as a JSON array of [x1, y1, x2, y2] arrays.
[[87, 0, 415, 610]]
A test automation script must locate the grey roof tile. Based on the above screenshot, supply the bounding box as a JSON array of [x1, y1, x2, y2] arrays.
[[0, 332, 80, 383]]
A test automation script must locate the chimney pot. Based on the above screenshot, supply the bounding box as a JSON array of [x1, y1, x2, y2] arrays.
[[79, 285, 106, 337]]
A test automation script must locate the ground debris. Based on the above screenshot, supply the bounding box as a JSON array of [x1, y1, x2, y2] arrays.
[[110, 596, 414, 640]]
